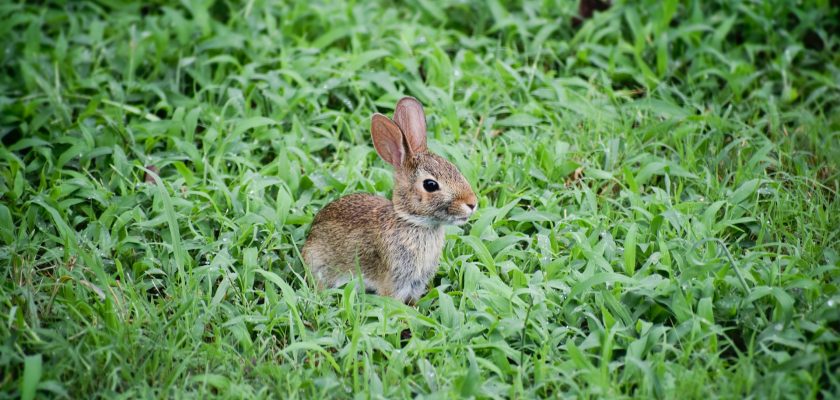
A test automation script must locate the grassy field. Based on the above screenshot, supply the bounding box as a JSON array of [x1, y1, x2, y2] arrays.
[[1, 0, 839, 398]]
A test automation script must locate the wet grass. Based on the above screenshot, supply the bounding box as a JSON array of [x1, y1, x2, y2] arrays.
[[1, 0, 839, 398]]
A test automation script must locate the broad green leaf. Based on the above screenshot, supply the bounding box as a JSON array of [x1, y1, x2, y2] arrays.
[[21, 354, 42, 400], [624, 224, 638, 275]]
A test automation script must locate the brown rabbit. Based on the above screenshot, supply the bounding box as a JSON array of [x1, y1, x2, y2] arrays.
[[302, 97, 477, 304]]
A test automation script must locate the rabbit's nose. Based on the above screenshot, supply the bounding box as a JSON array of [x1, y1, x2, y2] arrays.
[[462, 203, 477, 214]]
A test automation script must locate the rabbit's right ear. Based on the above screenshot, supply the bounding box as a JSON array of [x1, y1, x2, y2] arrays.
[[393, 97, 427, 154], [371, 113, 405, 167]]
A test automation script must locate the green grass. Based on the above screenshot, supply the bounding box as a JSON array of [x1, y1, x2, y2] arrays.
[[1, 0, 839, 398]]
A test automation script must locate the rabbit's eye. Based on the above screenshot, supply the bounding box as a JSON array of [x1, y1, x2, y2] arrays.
[[422, 179, 440, 192]]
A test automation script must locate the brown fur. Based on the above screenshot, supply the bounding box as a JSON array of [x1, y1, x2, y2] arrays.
[[301, 97, 477, 304]]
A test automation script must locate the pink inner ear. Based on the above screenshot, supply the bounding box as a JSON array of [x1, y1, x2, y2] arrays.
[[371, 114, 405, 167]]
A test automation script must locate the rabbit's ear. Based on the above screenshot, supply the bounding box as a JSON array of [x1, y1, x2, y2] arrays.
[[393, 97, 427, 154], [371, 113, 405, 167]]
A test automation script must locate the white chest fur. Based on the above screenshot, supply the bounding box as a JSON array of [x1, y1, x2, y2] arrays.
[[386, 224, 445, 302]]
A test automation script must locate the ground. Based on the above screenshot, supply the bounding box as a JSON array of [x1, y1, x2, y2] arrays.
[[1, 0, 839, 398]]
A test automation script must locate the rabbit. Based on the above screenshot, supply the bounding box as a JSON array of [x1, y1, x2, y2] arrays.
[[301, 97, 478, 304]]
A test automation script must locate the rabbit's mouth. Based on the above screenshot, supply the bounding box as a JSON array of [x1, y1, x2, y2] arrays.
[[451, 216, 471, 225]]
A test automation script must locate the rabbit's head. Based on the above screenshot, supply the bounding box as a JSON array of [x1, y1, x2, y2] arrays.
[[371, 97, 477, 227]]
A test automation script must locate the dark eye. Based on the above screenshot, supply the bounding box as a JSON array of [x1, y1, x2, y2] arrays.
[[422, 179, 439, 192]]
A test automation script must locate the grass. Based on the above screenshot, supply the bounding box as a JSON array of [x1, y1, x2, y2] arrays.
[[1, 0, 839, 398]]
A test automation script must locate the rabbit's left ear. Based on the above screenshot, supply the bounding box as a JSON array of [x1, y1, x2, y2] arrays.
[[371, 113, 406, 168], [393, 97, 427, 154]]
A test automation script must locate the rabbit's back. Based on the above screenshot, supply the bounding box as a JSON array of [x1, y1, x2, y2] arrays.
[[302, 193, 391, 288]]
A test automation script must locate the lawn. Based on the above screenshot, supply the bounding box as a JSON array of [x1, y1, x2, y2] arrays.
[[1, 0, 839, 398]]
